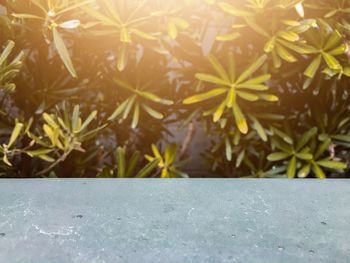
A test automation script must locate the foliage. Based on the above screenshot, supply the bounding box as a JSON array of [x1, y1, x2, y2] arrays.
[[145, 144, 189, 178], [1, 0, 350, 178]]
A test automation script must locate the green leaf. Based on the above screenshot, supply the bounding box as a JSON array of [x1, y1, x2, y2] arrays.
[[272, 50, 282, 68], [322, 52, 341, 70], [298, 164, 311, 178], [236, 84, 269, 91], [239, 74, 271, 86], [3, 154, 12, 166], [329, 44, 347, 56], [271, 127, 293, 145], [108, 99, 131, 121], [131, 103, 140, 129], [123, 96, 136, 119], [279, 31, 299, 42], [161, 167, 169, 178], [117, 147, 126, 178], [226, 88, 236, 108], [183, 88, 227, 104], [314, 138, 331, 160], [324, 30, 342, 51], [0, 41, 15, 65], [213, 99, 227, 122], [151, 144, 162, 159], [267, 152, 291, 161], [38, 155, 55, 163], [271, 137, 293, 153], [79, 110, 97, 132], [125, 151, 141, 178], [43, 124, 56, 146], [142, 104, 164, 119], [312, 162, 326, 179], [140, 91, 173, 105], [71, 105, 80, 132], [195, 73, 231, 86], [296, 127, 318, 151], [303, 77, 313, 90], [287, 156, 297, 178], [26, 149, 54, 157], [237, 91, 259, 101], [276, 44, 297, 63], [236, 150, 245, 168], [208, 54, 230, 82], [304, 55, 322, 78], [52, 27, 77, 78], [136, 158, 160, 178], [295, 152, 313, 160], [43, 113, 59, 128], [317, 160, 347, 170], [278, 39, 316, 54], [225, 137, 232, 161], [165, 144, 177, 165], [236, 55, 267, 84], [259, 94, 279, 102], [8, 123, 24, 148], [332, 134, 350, 143], [250, 116, 267, 142]]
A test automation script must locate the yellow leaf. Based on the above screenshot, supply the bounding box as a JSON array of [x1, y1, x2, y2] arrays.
[[232, 104, 248, 134]]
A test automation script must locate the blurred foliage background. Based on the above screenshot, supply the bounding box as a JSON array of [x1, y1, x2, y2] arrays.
[[1, 0, 350, 178]]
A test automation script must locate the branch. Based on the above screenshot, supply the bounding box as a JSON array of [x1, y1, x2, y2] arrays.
[[180, 122, 196, 159]]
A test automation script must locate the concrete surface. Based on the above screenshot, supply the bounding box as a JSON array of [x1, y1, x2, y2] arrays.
[[0, 179, 349, 263]]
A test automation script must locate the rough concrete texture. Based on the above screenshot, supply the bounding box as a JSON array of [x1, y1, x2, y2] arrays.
[[0, 179, 349, 263]]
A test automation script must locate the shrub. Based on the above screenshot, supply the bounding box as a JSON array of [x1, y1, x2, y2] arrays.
[[0, 0, 349, 178]]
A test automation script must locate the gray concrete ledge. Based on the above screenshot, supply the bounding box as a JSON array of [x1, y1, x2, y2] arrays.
[[0, 179, 349, 263]]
